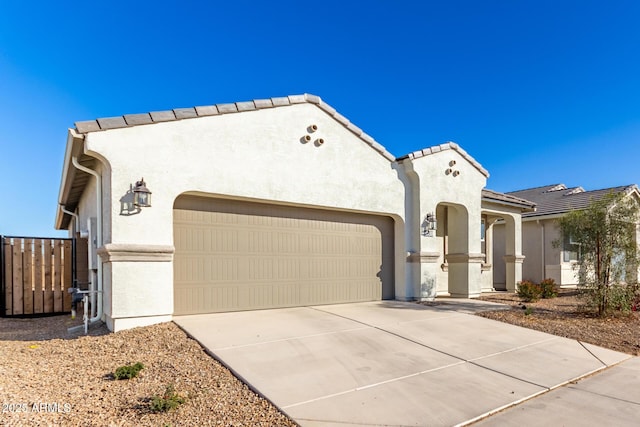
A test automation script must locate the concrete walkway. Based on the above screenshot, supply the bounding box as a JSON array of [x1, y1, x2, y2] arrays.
[[175, 300, 631, 426], [475, 356, 640, 426]]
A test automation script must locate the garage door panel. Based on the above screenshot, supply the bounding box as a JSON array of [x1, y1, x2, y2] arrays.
[[174, 196, 393, 315]]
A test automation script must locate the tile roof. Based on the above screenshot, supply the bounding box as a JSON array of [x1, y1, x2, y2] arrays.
[[507, 183, 638, 218], [396, 141, 490, 177], [74, 93, 397, 161], [72, 94, 495, 172], [481, 189, 536, 210]]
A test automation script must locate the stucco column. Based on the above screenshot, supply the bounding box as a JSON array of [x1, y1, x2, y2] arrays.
[[446, 253, 484, 297], [407, 252, 440, 300], [503, 214, 525, 292], [484, 217, 500, 266], [504, 255, 525, 292], [97, 243, 175, 331], [480, 217, 496, 292]]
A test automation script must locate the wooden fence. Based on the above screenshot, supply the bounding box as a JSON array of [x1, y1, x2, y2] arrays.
[[1, 236, 74, 316]]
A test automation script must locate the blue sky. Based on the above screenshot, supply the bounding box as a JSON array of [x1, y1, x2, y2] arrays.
[[1, 1, 639, 237]]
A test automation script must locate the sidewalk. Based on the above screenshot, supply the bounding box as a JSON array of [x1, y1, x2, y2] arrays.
[[474, 356, 640, 426]]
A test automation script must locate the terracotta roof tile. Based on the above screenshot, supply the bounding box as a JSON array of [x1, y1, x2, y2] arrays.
[[271, 97, 290, 106], [253, 98, 274, 109], [287, 94, 306, 104], [194, 105, 219, 116], [173, 108, 197, 119], [150, 111, 176, 122], [97, 116, 127, 130], [123, 113, 153, 126], [75, 120, 101, 133], [216, 103, 238, 114], [236, 101, 256, 112]]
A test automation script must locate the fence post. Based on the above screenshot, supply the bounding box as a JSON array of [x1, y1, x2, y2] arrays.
[[0, 236, 4, 316], [34, 239, 44, 314]]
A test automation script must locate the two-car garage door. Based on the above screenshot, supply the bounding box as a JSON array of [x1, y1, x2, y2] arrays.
[[173, 195, 394, 315]]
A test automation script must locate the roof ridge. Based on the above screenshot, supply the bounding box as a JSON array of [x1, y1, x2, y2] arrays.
[[564, 186, 585, 196], [544, 183, 568, 193], [506, 183, 565, 194], [575, 184, 634, 194], [74, 93, 396, 161]]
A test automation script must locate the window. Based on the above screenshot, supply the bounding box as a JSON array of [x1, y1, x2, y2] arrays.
[[563, 235, 581, 262]]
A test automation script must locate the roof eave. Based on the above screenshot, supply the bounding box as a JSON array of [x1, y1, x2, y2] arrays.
[[482, 196, 536, 212], [55, 129, 85, 230]]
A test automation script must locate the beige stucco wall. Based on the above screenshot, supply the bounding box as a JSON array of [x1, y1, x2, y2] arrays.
[[522, 221, 543, 282], [494, 217, 579, 287], [81, 103, 406, 330]]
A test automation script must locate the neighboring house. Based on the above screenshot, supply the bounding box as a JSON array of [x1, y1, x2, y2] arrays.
[[55, 94, 534, 332], [493, 183, 640, 288]]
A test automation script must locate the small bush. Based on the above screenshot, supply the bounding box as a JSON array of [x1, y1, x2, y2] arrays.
[[539, 278, 558, 299], [607, 284, 636, 315], [150, 384, 185, 412], [524, 306, 533, 316], [114, 362, 144, 380], [517, 280, 542, 302]]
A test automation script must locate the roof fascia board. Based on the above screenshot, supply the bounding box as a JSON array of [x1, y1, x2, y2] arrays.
[[521, 213, 566, 222], [481, 197, 536, 212]]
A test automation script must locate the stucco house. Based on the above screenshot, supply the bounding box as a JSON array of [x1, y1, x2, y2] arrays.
[[55, 94, 535, 332], [493, 183, 640, 287]]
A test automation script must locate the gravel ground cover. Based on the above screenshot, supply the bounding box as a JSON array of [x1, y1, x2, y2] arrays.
[[478, 289, 640, 356], [0, 316, 296, 426]]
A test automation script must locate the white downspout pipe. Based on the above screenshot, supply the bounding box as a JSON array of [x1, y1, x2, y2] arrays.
[[538, 220, 545, 281], [71, 156, 103, 324], [59, 205, 79, 234]]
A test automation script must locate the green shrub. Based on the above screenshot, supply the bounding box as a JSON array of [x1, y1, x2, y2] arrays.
[[150, 384, 185, 412], [580, 283, 639, 316], [517, 280, 542, 302], [114, 362, 144, 380], [539, 278, 558, 299], [606, 284, 636, 315], [524, 306, 533, 316]]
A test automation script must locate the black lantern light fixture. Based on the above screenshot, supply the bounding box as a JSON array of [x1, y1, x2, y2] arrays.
[[133, 178, 152, 207], [421, 212, 437, 237]]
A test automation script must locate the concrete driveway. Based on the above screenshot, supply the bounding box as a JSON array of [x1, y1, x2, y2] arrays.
[[174, 300, 630, 426]]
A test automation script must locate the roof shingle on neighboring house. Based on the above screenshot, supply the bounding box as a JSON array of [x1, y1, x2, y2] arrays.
[[507, 183, 639, 218], [481, 188, 536, 211]]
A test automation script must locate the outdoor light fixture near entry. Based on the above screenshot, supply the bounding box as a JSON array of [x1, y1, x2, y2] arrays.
[[133, 178, 152, 207], [421, 212, 437, 237]]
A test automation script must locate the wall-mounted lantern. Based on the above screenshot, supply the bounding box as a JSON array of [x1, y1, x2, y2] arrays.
[[133, 178, 152, 207], [421, 212, 437, 237]]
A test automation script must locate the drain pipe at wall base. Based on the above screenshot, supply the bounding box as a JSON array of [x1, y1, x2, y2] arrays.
[[59, 205, 79, 319], [71, 156, 103, 325]]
